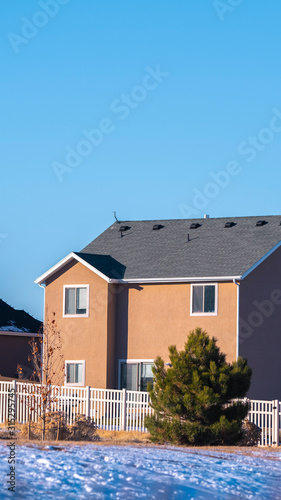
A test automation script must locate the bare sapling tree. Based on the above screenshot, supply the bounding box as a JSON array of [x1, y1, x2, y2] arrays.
[[17, 312, 64, 440]]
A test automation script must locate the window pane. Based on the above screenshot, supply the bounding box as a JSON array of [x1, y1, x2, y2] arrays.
[[65, 288, 76, 314], [75, 363, 83, 383], [204, 285, 215, 313], [127, 364, 138, 391], [192, 286, 203, 313], [66, 363, 75, 383], [121, 363, 137, 391], [140, 363, 153, 392], [76, 287, 87, 314]]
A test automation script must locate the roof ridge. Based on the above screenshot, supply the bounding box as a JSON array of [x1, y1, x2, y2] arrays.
[[108, 215, 281, 223]]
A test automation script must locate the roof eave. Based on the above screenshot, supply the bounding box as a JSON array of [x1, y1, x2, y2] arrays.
[[109, 276, 242, 284], [0, 331, 43, 337], [34, 252, 110, 286]]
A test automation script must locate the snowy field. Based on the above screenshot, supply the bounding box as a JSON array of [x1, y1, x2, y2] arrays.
[[1, 444, 281, 499]]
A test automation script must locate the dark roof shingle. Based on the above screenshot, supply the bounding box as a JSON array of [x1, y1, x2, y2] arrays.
[[80, 216, 281, 280]]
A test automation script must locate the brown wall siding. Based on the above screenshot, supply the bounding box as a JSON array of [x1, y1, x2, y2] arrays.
[[0, 335, 36, 379], [45, 261, 111, 389], [239, 246, 281, 400]]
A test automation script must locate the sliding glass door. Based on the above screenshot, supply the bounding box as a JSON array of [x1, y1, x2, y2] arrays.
[[120, 361, 153, 392]]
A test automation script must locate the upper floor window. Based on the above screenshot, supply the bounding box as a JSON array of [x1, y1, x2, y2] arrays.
[[63, 285, 89, 317], [190, 283, 218, 316]]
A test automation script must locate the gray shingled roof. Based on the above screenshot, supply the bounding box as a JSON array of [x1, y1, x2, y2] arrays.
[[79, 216, 281, 280]]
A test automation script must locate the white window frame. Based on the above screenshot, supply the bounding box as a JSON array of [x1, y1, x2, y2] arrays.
[[118, 359, 154, 391], [190, 283, 218, 316], [64, 360, 85, 386], [63, 284, 89, 318]]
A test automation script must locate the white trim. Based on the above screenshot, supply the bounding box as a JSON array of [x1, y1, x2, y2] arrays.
[[35, 252, 110, 285], [64, 360, 85, 386], [119, 358, 154, 364], [240, 241, 281, 280], [118, 359, 154, 390], [190, 283, 218, 316], [110, 276, 240, 284], [63, 284, 90, 318], [0, 331, 42, 338]]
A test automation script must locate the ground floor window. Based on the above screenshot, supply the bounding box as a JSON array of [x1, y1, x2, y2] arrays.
[[119, 361, 154, 392], [65, 360, 85, 386]]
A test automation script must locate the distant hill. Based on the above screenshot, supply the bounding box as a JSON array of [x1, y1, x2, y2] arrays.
[[0, 299, 42, 333]]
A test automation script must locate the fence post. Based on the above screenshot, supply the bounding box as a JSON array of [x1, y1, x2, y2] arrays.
[[121, 389, 127, 431], [12, 380, 17, 422], [272, 399, 279, 447], [86, 386, 91, 419]]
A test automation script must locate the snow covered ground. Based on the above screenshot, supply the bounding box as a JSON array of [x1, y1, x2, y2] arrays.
[[1, 444, 281, 499]]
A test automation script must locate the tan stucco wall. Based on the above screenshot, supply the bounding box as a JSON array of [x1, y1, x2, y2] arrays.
[[123, 281, 237, 363], [106, 286, 116, 388], [239, 246, 281, 400], [113, 281, 237, 388], [45, 261, 112, 389]]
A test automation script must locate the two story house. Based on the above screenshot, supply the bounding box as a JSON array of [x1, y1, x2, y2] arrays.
[[35, 216, 281, 400]]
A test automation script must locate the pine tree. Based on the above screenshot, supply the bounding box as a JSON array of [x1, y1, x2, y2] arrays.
[[144, 327, 252, 445]]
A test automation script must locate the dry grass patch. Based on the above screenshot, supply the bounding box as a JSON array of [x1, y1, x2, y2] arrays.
[[0, 421, 22, 440], [0, 414, 99, 442], [96, 429, 150, 444]]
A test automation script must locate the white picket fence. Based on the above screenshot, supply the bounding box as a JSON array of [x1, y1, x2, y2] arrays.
[[0, 381, 153, 432], [247, 399, 280, 447], [0, 380, 280, 445]]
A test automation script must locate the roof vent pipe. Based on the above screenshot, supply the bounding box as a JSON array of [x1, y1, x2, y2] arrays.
[[204, 214, 209, 219]]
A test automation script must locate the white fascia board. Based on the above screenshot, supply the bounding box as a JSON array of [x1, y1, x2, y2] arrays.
[[240, 241, 281, 280], [0, 331, 43, 337], [35, 252, 110, 285], [35, 253, 74, 285], [109, 276, 241, 284]]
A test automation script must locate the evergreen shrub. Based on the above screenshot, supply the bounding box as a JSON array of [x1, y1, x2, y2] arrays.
[[144, 328, 252, 445]]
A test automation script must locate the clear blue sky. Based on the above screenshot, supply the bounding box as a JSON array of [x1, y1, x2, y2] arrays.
[[1, 1, 281, 321]]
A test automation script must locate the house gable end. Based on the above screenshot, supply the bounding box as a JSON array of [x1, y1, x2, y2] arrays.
[[35, 252, 111, 286]]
